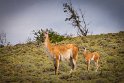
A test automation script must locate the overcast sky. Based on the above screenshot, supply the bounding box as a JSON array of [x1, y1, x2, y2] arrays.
[[0, 0, 124, 45]]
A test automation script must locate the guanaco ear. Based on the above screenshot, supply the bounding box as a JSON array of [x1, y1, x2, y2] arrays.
[[45, 31, 49, 34], [82, 47, 86, 51], [82, 47, 85, 49], [44, 31, 48, 36]]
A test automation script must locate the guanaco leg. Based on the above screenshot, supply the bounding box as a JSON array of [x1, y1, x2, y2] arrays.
[[69, 57, 77, 74], [54, 59, 59, 75], [72, 59, 76, 70], [86, 60, 91, 71], [95, 60, 99, 72]]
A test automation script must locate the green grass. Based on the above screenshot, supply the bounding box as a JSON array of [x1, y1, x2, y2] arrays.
[[0, 31, 124, 83]]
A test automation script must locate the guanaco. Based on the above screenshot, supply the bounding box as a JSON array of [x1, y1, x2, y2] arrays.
[[44, 32, 78, 75], [82, 47, 100, 72]]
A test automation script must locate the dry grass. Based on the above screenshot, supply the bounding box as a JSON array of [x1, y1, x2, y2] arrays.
[[0, 31, 124, 83]]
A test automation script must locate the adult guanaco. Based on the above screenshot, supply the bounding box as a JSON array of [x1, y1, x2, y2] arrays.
[[44, 32, 78, 75], [82, 47, 100, 72]]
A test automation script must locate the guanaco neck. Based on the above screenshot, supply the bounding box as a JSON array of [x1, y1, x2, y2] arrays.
[[44, 34, 52, 52], [83, 48, 87, 58]]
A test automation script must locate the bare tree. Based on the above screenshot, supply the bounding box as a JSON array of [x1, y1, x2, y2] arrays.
[[63, 0, 89, 36]]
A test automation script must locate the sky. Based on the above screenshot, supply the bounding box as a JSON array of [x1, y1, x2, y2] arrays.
[[0, 0, 124, 45]]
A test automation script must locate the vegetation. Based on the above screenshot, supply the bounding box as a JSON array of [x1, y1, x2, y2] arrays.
[[0, 31, 124, 83], [33, 28, 66, 45]]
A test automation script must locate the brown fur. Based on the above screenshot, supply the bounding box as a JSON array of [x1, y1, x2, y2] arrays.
[[82, 48, 100, 72], [44, 32, 78, 75]]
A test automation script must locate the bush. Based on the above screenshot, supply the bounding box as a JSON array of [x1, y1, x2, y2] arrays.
[[33, 28, 66, 44], [0, 44, 4, 48]]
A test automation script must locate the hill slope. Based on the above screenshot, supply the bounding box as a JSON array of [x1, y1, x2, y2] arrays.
[[0, 32, 124, 83]]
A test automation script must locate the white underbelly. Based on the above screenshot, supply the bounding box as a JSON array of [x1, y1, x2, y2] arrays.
[[60, 49, 72, 61], [91, 54, 95, 61]]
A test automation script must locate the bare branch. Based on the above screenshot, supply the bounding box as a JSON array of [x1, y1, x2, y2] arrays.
[[63, 0, 89, 36], [63, 1, 89, 36]]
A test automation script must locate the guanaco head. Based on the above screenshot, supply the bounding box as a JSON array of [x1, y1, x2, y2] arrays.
[[82, 47, 87, 57], [44, 31, 49, 38], [43, 31, 50, 42], [82, 47, 86, 52], [43, 31, 52, 49]]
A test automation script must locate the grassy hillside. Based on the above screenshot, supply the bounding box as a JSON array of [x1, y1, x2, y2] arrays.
[[0, 31, 124, 83]]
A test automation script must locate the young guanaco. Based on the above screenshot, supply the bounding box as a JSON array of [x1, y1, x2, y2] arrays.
[[82, 47, 100, 72]]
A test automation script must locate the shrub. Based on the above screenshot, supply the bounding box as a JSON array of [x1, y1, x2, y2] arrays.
[[33, 28, 66, 45], [97, 39, 108, 47]]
